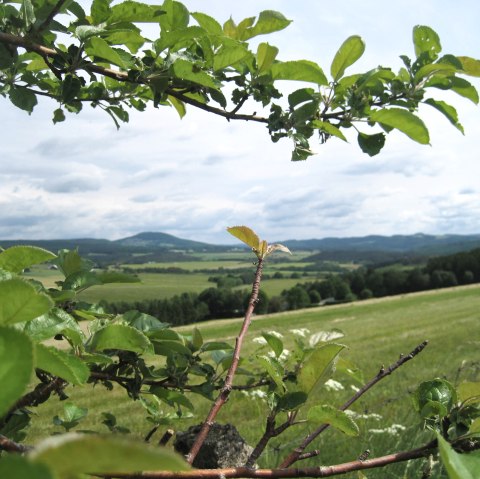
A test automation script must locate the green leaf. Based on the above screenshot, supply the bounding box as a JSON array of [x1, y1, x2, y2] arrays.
[[312, 120, 348, 142], [172, 58, 217, 88], [257, 354, 285, 391], [53, 402, 88, 431], [369, 108, 430, 144], [20, 0, 36, 29], [0, 327, 33, 418], [449, 77, 479, 104], [53, 249, 93, 277], [271, 60, 327, 85], [153, 339, 192, 357], [413, 25, 441, 59], [458, 382, 480, 403], [213, 44, 250, 71], [150, 387, 194, 411], [74, 25, 106, 41], [35, 344, 89, 385], [31, 434, 190, 476], [424, 98, 464, 133], [307, 405, 360, 436], [108, 1, 165, 23], [191, 327, 203, 351], [154, 26, 206, 53], [262, 332, 284, 358], [23, 308, 84, 343], [241, 10, 291, 41], [200, 341, 233, 352], [61, 75, 82, 103], [63, 271, 103, 292], [91, 0, 111, 24], [168, 95, 186, 118], [437, 433, 480, 479], [89, 324, 152, 354], [331, 35, 365, 81], [191, 12, 223, 36], [0, 279, 53, 326], [276, 391, 308, 411], [86, 37, 127, 68], [412, 378, 457, 418], [458, 56, 480, 77], [357, 132, 386, 156], [0, 456, 54, 479], [226, 225, 261, 251], [0, 43, 15, 69], [122, 310, 169, 334], [9, 86, 37, 114], [297, 343, 345, 395], [52, 108, 66, 124], [159, 0, 189, 32], [0, 246, 56, 274]]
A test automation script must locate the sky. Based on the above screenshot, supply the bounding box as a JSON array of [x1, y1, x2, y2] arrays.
[[1, 0, 480, 244]]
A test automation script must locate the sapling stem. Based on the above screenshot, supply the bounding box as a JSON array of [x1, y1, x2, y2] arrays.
[[279, 340, 429, 468], [186, 257, 265, 465]]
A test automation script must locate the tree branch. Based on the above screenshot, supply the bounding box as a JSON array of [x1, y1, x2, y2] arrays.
[[279, 340, 429, 468], [0, 434, 32, 453], [186, 258, 265, 465], [35, 0, 68, 34], [99, 440, 438, 478], [0, 32, 268, 124]]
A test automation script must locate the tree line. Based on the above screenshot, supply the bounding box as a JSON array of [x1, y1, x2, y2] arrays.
[[102, 247, 480, 326]]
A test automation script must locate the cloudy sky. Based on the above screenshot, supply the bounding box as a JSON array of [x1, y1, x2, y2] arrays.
[[1, 1, 480, 244]]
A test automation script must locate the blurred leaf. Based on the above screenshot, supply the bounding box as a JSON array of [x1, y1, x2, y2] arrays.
[[256, 42, 278, 74], [437, 433, 480, 479], [257, 354, 285, 391], [458, 56, 480, 77], [413, 25, 441, 59], [227, 226, 261, 251], [276, 391, 307, 411], [31, 434, 190, 476], [0, 246, 56, 274], [0, 279, 53, 326], [424, 98, 464, 133], [458, 382, 480, 403], [0, 327, 33, 418], [0, 456, 53, 479], [213, 44, 250, 71], [241, 10, 291, 41], [262, 332, 284, 358], [108, 1, 165, 23]]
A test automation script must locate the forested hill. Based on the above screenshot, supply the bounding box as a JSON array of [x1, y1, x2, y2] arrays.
[[1, 232, 480, 266]]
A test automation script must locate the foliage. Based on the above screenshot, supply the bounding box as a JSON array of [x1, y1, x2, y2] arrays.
[[1, 2, 479, 160]]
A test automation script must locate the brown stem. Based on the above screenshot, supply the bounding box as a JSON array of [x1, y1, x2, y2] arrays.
[[279, 340, 429, 468], [98, 440, 438, 479], [0, 32, 268, 124], [0, 434, 32, 453], [35, 0, 68, 34], [186, 258, 264, 465]]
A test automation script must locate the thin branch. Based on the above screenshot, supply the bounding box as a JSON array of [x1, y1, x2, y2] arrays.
[[0, 32, 268, 124], [279, 340, 429, 468], [35, 0, 68, 34], [186, 258, 265, 465], [0, 434, 32, 453], [99, 440, 438, 479]]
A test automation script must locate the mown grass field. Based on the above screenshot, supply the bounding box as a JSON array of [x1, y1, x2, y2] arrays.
[[26, 284, 480, 478]]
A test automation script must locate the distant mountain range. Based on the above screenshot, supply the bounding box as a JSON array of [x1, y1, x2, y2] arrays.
[[2, 231, 480, 265]]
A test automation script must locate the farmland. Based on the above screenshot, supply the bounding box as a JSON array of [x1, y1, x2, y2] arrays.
[[25, 284, 480, 478]]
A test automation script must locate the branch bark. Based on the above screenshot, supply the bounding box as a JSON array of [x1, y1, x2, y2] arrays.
[[100, 440, 438, 478], [279, 340, 429, 468], [186, 258, 265, 465]]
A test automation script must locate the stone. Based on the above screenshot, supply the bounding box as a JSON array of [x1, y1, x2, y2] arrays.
[[174, 423, 254, 469]]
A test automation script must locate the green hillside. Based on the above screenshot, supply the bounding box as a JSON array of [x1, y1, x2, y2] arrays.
[[26, 284, 480, 478]]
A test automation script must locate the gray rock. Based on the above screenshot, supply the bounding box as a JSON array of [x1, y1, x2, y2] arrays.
[[174, 423, 254, 468]]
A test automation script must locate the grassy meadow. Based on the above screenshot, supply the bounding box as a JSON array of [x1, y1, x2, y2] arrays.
[[26, 284, 480, 478]]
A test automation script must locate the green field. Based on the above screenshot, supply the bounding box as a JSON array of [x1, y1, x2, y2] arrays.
[[26, 285, 480, 478]]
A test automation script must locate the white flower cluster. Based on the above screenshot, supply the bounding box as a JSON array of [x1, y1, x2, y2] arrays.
[[289, 328, 311, 338], [240, 389, 268, 401], [324, 379, 345, 391], [345, 410, 383, 421], [267, 349, 290, 362], [369, 424, 407, 436]]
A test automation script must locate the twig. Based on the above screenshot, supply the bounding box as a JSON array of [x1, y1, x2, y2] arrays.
[[186, 258, 265, 465], [0, 32, 268, 124], [0, 434, 32, 453], [98, 439, 438, 478], [159, 429, 174, 446], [35, 0, 68, 34], [279, 340, 429, 468]]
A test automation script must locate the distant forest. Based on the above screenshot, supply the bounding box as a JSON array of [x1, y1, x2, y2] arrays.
[[103, 247, 480, 326]]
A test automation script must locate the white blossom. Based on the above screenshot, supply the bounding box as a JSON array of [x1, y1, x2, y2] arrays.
[[252, 336, 267, 345], [289, 328, 310, 338], [369, 424, 407, 436], [324, 379, 345, 391]]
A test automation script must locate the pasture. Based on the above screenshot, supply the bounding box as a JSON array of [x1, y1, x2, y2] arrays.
[[26, 284, 480, 478]]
